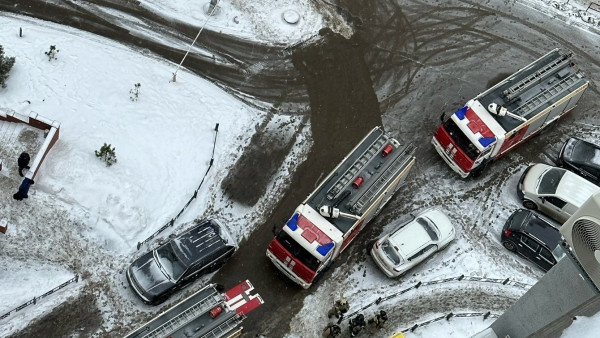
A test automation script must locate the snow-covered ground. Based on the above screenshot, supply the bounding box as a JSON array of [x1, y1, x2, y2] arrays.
[[0, 8, 289, 336], [1, 0, 600, 337]]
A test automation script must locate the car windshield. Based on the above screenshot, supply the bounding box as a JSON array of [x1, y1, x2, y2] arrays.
[[276, 231, 321, 271], [571, 141, 600, 166], [443, 118, 481, 160], [419, 217, 439, 241], [552, 243, 567, 261], [509, 210, 529, 229], [155, 243, 187, 281], [537, 168, 566, 195], [381, 239, 403, 265]]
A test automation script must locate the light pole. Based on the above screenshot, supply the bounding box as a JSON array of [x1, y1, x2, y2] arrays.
[[172, 0, 220, 82]]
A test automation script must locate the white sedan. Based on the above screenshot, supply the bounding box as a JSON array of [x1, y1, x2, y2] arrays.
[[370, 207, 455, 278]]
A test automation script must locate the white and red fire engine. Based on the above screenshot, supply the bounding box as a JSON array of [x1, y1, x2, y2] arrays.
[[432, 48, 589, 178], [266, 126, 415, 288], [124, 280, 263, 338]]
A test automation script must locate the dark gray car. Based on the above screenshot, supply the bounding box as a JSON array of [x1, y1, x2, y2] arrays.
[[501, 209, 564, 272], [558, 137, 600, 185], [126, 219, 236, 305]]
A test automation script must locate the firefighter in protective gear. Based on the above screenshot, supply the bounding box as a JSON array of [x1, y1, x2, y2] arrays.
[[349, 313, 366, 337], [368, 310, 388, 333], [321, 323, 341, 337], [327, 297, 350, 318]]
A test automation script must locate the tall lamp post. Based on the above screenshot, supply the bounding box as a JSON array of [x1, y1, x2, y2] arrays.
[[172, 0, 220, 82]]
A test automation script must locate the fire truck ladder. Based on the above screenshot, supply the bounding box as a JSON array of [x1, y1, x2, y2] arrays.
[[503, 51, 572, 102], [141, 291, 223, 338], [511, 72, 581, 118], [198, 314, 244, 338], [350, 144, 415, 214], [326, 132, 389, 201]]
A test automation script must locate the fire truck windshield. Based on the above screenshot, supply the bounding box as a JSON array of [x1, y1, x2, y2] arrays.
[[276, 231, 320, 271], [443, 118, 481, 160]]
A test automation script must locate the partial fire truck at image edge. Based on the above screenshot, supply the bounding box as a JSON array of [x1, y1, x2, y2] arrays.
[[432, 48, 589, 178], [123, 280, 263, 338], [266, 126, 416, 289]]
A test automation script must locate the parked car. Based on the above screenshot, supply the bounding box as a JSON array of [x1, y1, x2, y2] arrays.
[[370, 207, 455, 278], [126, 219, 237, 305], [517, 163, 600, 223], [501, 209, 565, 271], [557, 137, 600, 185]]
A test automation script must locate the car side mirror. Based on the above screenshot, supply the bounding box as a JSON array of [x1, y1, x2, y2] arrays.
[[540, 197, 546, 204]]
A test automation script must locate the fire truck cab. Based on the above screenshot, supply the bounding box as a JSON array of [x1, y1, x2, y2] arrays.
[[432, 48, 589, 178]]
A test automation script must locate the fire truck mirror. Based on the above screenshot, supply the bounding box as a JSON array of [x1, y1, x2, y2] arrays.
[[439, 112, 446, 123]]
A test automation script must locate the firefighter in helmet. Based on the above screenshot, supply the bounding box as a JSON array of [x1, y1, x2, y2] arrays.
[[327, 297, 350, 318], [368, 310, 388, 333], [349, 313, 366, 337], [322, 323, 341, 337]]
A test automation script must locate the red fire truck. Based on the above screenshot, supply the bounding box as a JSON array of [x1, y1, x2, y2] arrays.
[[266, 126, 415, 288], [432, 48, 589, 178]]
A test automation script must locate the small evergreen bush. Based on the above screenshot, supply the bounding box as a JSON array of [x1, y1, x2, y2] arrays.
[[95, 143, 117, 167], [44, 45, 59, 61], [0, 45, 16, 88]]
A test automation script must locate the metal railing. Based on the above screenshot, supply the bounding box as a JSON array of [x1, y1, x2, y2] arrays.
[[0, 275, 79, 320], [341, 274, 531, 321], [137, 123, 219, 250]]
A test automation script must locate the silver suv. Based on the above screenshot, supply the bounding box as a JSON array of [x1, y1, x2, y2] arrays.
[[517, 163, 600, 223]]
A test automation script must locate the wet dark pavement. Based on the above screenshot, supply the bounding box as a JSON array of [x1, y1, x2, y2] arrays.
[[4, 0, 600, 337], [213, 29, 382, 336]]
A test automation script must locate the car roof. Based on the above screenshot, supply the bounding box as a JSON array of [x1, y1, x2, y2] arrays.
[[554, 169, 600, 205], [512, 210, 562, 248], [564, 137, 600, 168], [389, 217, 435, 256], [171, 220, 232, 267]]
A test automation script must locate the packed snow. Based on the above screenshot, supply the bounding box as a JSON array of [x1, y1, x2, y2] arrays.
[[1, 0, 600, 337]]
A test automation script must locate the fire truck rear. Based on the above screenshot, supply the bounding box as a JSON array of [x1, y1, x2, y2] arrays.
[[266, 126, 415, 288], [432, 48, 589, 178]]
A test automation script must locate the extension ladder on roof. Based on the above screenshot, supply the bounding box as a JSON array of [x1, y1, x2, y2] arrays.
[[326, 132, 389, 201], [512, 72, 581, 118], [142, 291, 222, 338], [503, 51, 572, 102], [198, 314, 244, 338], [350, 144, 415, 214]]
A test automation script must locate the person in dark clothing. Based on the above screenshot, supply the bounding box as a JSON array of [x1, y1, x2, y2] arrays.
[[368, 310, 388, 333], [349, 314, 366, 337], [17, 152, 31, 177], [322, 323, 341, 337], [13, 178, 34, 201]]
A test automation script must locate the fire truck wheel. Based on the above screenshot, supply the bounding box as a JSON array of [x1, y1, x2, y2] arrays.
[[471, 160, 491, 178], [522, 200, 537, 210]]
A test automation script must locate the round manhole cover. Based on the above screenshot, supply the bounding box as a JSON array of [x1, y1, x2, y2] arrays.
[[282, 10, 300, 24]]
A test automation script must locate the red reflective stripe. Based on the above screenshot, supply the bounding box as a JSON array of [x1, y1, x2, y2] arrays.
[[297, 215, 331, 245], [235, 297, 263, 315], [224, 280, 252, 301], [465, 108, 494, 138]]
